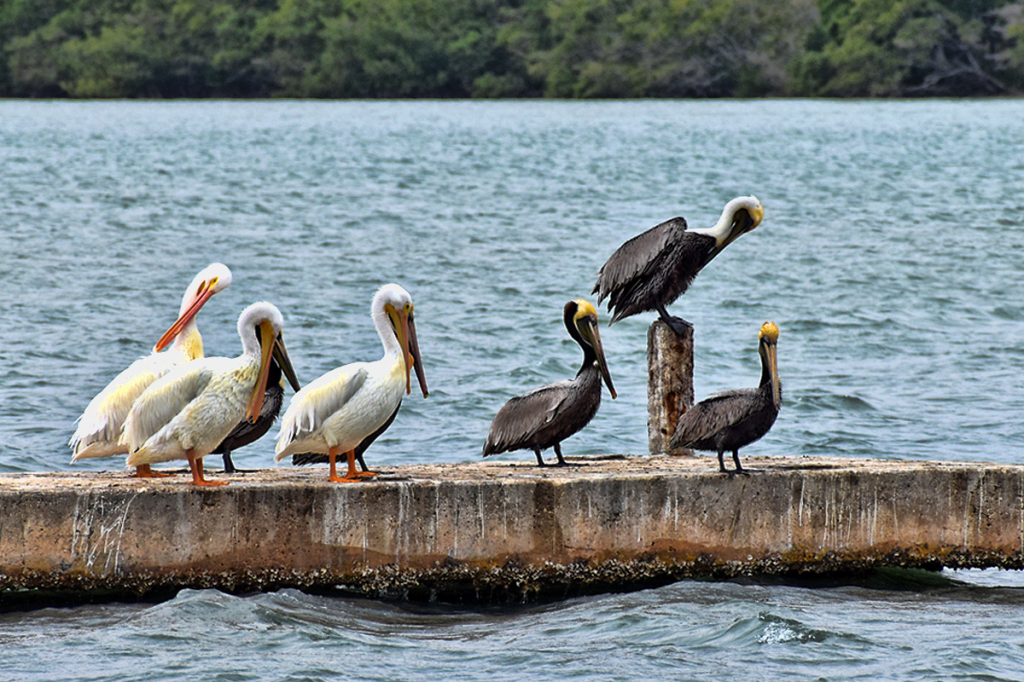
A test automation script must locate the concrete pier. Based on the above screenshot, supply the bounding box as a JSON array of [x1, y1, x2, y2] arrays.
[[3, 455, 1024, 604]]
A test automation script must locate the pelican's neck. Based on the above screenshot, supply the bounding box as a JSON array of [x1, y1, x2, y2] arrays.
[[168, 323, 204, 361], [372, 301, 403, 359], [563, 310, 596, 378], [238, 320, 262, 359], [163, 275, 208, 360], [760, 345, 771, 386], [689, 204, 734, 246]]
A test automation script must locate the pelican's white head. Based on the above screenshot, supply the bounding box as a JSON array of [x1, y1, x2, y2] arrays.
[[695, 196, 764, 248], [237, 301, 296, 423], [237, 301, 285, 345], [154, 263, 234, 353], [180, 263, 233, 316], [371, 283, 428, 397]]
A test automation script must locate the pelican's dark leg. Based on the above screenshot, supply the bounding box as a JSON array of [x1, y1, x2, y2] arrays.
[[356, 453, 378, 475], [534, 447, 548, 467], [732, 450, 749, 476], [221, 451, 253, 474], [656, 303, 693, 336], [717, 449, 733, 476], [553, 443, 579, 467]]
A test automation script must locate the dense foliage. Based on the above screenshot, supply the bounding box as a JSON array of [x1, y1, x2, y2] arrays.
[[1, 0, 1022, 97]]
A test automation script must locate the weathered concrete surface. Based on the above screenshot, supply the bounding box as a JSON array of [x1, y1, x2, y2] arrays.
[[647, 320, 693, 455], [3, 455, 1024, 604]]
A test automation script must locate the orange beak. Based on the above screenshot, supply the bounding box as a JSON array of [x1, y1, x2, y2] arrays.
[[154, 277, 219, 352], [246, 319, 276, 423]]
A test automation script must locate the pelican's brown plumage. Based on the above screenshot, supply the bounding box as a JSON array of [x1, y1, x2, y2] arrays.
[[670, 321, 781, 475], [483, 300, 616, 467], [593, 196, 764, 335]]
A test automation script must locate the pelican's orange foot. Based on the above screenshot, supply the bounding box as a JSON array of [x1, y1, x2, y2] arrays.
[[186, 452, 228, 487], [191, 479, 229, 487], [131, 464, 174, 479], [355, 471, 379, 478], [328, 474, 361, 483]]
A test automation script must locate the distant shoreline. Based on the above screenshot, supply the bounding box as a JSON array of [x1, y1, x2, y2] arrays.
[[2, 0, 1021, 100]]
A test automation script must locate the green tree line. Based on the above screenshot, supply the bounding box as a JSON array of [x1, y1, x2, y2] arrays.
[[2, 0, 1023, 98]]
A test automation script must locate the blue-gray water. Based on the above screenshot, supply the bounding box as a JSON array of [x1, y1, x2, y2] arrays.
[[1, 100, 1023, 680]]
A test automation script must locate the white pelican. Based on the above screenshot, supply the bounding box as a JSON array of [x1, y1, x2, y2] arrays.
[[122, 301, 297, 487], [69, 263, 233, 478], [275, 283, 428, 482]]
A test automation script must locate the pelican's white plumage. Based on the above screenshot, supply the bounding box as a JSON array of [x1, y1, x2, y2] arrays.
[[275, 283, 428, 481], [123, 301, 294, 486], [69, 263, 233, 464]]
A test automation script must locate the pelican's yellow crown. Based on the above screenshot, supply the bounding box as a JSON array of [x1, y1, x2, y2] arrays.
[[573, 299, 598, 321], [759, 321, 779, 343]]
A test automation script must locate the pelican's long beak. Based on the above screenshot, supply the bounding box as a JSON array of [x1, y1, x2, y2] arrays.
[[154, 276, 220, 352], [761, 337, 782, 405], [764, 341, 781, 409], [387, 303, 428, 397], [580, 316, 617, 399], [273, 332, 301, 393], [246, 319, 277, 423], [408, 312, 428, 398]]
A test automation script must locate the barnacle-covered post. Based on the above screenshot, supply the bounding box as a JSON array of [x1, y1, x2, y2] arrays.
[[647, 320, 694, 454]]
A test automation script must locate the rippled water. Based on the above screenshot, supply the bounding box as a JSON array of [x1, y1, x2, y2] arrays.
[[1, 100, 1023, 679], [4, 575, 1024, 682]]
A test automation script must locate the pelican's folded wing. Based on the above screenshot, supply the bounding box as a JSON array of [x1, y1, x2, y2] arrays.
[[70, 353, 172, 459], [670, 389, 755, 448], [121, 358, 217, 452], [483, 380, 569, 455], [275, 365, 369, 458]]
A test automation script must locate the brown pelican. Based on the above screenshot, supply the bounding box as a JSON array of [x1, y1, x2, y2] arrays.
[[670, 321, 781, 475], [122, 302, 297, 486], [483, 299, 616, 467], [593, 196, 764, 335], [70, 263, 232, 478], [275, 284, 428, 482], [213, 355, 301, 473]]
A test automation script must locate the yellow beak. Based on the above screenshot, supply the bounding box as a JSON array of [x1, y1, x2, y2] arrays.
[[246, 319, 276, 423], [386, 303, 428, 397]]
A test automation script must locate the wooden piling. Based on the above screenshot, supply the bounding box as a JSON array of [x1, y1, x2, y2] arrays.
[[646, 320, 694, 454]]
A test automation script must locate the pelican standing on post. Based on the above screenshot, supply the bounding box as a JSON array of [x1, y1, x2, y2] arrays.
[[593, 196, 764, 335], [275, 284, 428, 482], [483, 299, 616, 467], [122, 302, 297, 486], [69, 263, 232, 477], [670, 321, 781, 475]]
